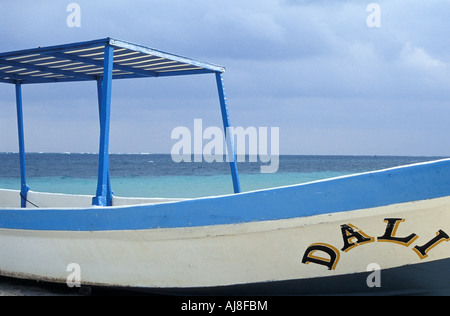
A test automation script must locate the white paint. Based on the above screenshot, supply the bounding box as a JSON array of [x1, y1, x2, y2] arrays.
[[0, 196, 448, 290], [0, 189, 186, 208]]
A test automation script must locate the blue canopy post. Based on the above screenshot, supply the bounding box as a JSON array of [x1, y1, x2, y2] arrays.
[[14, 81, 29, 207], [96, 79, 113, 205], [215, 72, 241, 194], [92, 45, 114, 206]]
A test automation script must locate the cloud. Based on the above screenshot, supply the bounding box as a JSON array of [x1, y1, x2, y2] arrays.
[[399, 43, 447, 70], [2, 1, 450, 155]]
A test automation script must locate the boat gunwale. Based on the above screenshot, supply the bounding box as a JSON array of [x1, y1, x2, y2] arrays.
[[2, 157, 450, 211]]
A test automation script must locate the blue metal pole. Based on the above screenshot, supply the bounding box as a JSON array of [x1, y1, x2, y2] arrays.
[[96, 79, 113, 206], [15, 81, 29, 207], [93, 45, 114, 206], [215, 72, 241, 193]]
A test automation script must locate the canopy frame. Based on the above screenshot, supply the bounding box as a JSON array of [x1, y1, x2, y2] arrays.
[[2, 38, 240, 207]]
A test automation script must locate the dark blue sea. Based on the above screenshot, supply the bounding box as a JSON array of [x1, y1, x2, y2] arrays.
[[0, 153, 446, 198]]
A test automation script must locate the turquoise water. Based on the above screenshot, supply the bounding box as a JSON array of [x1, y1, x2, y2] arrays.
[[0, 153, 444, 198], [0, 172, 349, 198]]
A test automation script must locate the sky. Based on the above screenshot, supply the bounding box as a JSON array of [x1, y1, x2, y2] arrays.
[[1, 0, 450, 156]]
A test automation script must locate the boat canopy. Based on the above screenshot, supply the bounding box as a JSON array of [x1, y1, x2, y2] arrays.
[[0, 38, 240, 207], [0, 38, 225, 84]]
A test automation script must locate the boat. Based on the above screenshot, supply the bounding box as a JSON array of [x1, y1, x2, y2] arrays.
[[0, 38, 448, 295]]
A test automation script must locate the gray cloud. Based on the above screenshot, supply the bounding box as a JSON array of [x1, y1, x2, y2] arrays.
[[1, 1, 450, 155]]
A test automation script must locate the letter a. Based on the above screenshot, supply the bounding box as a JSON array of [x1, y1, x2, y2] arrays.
[[366, 3, 381, 28], [171, 126, 192, 162], [66, 263, 81, 288], [66, 3, 81, 28], [340, 223, 374, 252], [366, 263, 381, 288]]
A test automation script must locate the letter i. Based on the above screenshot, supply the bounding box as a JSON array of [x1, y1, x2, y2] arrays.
[[413, 230, 450, 259]]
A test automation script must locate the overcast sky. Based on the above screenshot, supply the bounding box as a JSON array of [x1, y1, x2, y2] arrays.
[[1, 0, 450, 156]]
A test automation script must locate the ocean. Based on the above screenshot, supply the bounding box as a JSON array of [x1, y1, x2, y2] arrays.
[[0, 153, 446, 199]]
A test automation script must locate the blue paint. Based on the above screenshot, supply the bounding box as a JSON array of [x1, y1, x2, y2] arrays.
[[216, 72, 241, 194], [0, 38, 110, 60], [0, 58, 96, 81], [14, 82, 29, 208], [92, 45, 114, 206], [110, 38, 224, 73], [46, 51, 159, 79], [0, 38, 223, 84], [1, 39, 238, 207], [0, 78, 14, 84], [96, 79, 113, 205], [2, 159, 450, 231], [156, 69, 215, 77]]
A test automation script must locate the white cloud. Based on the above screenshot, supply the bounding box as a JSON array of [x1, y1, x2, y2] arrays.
[[399, 43, 447, 70]]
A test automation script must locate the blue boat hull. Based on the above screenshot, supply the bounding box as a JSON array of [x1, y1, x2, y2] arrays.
[[1, 159, 450, 231]]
